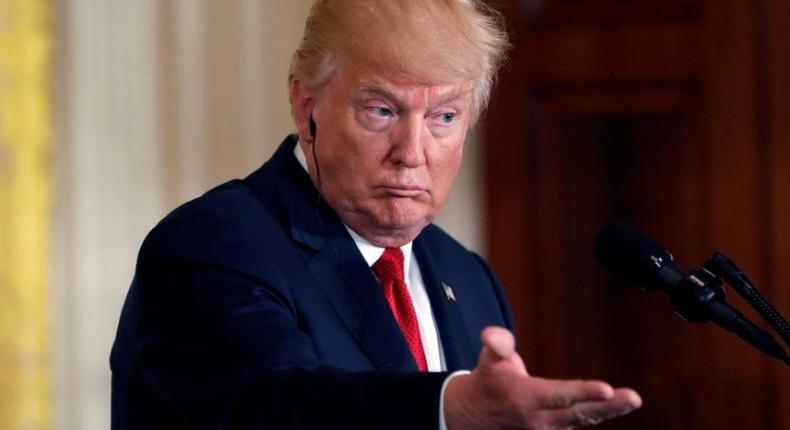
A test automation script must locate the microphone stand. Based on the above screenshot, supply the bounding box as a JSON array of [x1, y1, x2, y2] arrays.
[[666, 252, 790, 366], [704, 252, 790, 348]]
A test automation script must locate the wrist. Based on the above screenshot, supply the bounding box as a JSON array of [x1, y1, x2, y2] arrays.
[[443, 372, 478, 430]]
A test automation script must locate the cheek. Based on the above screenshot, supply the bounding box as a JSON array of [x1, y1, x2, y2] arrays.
[[429, 144, 464, 199], [323, 134, 384, 193], [344, 129, 393, 173]]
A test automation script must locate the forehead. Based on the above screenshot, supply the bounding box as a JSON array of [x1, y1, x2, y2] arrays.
[[329, 65, 474, 107]]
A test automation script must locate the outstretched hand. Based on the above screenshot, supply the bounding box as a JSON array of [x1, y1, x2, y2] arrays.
[[444, 327, 642, 430]]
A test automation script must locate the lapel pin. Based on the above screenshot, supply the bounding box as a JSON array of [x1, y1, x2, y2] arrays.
[[442, 282, 456, 302]]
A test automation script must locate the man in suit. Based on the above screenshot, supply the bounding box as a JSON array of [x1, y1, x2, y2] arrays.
[[111, 1, 642, 429]]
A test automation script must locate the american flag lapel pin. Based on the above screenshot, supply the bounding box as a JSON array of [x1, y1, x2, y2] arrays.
[[442, 282, 456, 302]]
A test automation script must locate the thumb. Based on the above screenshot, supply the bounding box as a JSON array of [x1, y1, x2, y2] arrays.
[[478, 326, 529, 376]]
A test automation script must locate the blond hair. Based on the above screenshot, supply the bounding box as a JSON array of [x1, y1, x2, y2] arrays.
[[289, 0, 510, 119]]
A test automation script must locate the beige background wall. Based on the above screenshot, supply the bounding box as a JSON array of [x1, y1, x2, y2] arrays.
[[52, 1, 485, 429]]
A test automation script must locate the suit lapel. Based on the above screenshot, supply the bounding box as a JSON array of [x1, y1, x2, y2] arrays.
[[413, 236, 478, 370], [313, 226, 419, 372], [246, 136, 418, 372]]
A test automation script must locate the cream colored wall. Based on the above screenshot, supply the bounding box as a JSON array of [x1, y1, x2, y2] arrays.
[[53, 2, 484, 429]]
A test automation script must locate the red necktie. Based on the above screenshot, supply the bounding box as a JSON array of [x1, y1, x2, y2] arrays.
[[372, 247, 428, 372]]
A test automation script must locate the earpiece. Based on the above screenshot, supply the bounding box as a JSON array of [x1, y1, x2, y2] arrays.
[[309, 112, 323, 197], [309, 114, 317, 139]]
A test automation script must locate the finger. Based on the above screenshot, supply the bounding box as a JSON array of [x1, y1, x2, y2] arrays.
[[531, 379, 615, 409], [478, 327, 530, 376], [480, 326, 515, 360], [542, 388, 642, 427]]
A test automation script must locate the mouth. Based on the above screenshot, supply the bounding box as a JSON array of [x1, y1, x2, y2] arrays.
[[379, 185, 426, 198]]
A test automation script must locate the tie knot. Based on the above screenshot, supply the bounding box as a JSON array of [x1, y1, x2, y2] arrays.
[[372, 247, 405, 284]]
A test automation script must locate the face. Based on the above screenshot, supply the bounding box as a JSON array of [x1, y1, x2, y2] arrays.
[[292, 66, 474, 247]]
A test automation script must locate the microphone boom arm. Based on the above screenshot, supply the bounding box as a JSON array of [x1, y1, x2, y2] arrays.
[[704, 252, 790, 348], [650, 255, 789, 365]]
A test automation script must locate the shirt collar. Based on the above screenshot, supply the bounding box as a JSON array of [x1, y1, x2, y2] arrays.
[[293, 142, 413, 274], [345, 226, 413, 276], [294, 140, 309, 170]]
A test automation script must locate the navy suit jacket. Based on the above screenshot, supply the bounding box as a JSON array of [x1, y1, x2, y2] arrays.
[[111, 135, 515, 429]]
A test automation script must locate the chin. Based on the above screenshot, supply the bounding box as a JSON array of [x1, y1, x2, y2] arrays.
[[365, 225, 425, 248], [378, 206, 431, 228], [350, 203, 435, 243], [379, 216, 433, 241]]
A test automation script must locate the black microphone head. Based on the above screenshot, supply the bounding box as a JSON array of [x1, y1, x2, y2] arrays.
[[594, 220, 673, 284]]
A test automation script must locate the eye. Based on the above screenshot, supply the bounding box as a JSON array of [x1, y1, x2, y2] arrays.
[[371, 106, 394, 117], [432, 111, 457, 126], [356, 102, 397, 131], [440, 112, 455, 124]]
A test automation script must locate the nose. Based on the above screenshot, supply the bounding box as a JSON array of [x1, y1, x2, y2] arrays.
[[389, 116, 427, 168]]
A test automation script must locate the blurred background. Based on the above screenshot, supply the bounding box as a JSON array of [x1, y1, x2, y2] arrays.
[[0, 0, 787, 429]]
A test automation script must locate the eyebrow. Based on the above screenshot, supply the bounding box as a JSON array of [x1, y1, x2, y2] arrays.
[[355, 83, 401, 105], [430, 89, 470, 110], [353, 81, 471, 111]]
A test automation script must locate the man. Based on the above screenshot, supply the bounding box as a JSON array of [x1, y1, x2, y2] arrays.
[[111, 1, 642, 429]]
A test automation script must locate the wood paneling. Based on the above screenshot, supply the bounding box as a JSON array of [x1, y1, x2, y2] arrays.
[[525, 0, 698, 24], [483, 0, 790, 428], [767, 0, 790, 427], [519, 23, 700, 84]]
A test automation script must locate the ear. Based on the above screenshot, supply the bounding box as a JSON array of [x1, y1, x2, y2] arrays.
[[290, 78, 315, 145]]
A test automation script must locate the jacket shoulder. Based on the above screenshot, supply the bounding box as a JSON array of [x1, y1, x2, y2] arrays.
[[137, 177, 287, 277]]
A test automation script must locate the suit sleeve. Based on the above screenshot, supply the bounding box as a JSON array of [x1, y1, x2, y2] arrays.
[[122, 211, 449, 429]]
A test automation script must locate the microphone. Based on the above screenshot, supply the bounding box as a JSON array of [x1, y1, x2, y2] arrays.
[[595, 220, 789, 365], [594, 221, 683, 293]]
